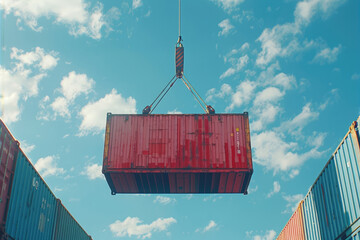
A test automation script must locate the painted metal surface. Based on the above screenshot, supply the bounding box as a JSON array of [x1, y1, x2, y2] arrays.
[[302, 118, 360, 240], [175, 46, 184, 78], [103, 113, 253, 194], [5, 149, 57, 240], [277, 202, 305, 240], [53, 199, 92, 240], [0, 120, 19, 234]]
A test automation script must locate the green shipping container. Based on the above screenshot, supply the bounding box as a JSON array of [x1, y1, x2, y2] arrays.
[[53, 199, 92, 240]]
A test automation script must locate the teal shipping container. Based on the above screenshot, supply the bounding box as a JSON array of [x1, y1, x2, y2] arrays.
[[302, 117, 360, 239], [5, 149, 57, 240], [53, 199, 92, 240]]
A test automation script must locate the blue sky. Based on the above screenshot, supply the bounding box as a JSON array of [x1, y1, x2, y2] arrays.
[[0, 0, 359, 239]]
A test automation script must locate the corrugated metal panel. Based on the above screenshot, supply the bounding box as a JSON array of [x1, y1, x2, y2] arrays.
[[277, 201, 305, 240], [0, 120, 19, 234], [302, 117, 360, 239], [53, 199, 92, 240], [5, 149, 57, 240], [336, 217, 360, 240], [302, 191, 322, 240], [103, 113, 253, 194]]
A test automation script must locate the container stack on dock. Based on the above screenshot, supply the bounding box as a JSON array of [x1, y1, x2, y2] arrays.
[[277, 116, 360, 240], [0, 119, 92, 240]]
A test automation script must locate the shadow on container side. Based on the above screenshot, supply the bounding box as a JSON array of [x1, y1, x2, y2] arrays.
[[103, 113, 253, 194]]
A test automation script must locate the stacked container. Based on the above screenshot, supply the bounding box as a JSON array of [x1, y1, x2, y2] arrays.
[[53, 199, 92, 240], [277, 202, 305, 240], [4, 149, 58, 240], [0, 120, 19, 236], [277, 116, 360, 240], [0, 119, 92, 240]]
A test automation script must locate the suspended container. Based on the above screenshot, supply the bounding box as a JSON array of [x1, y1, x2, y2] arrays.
[[103, 113, 253, 194], [277, 201, 305, 240], [0, 120, 19, 235], [53, 199, 92, 240], [5, 149, 57, 240]]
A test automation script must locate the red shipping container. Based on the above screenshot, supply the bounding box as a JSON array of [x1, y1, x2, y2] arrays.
[[103, 113, 253, 194], [277, 201, 305, 240], [0, 120, 19, 234]]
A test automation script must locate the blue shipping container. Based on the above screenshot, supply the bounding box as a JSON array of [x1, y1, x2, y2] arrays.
[[302, 119, 360, 239], [53, 199, 92, 240], [5, 149, 57, 240]]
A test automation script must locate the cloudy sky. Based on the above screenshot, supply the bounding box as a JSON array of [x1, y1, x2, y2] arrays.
[[0, 0, 359, 239]]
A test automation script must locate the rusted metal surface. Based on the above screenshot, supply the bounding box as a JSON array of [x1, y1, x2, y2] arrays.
[[103, 113, 253, 194]]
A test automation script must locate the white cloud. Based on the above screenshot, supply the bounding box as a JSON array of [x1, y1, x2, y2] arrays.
[[211, 0, 245, 11], [220, 55, 249, 79], [252, 130, 323, 174], [78, 89, 136, 136], [82, 163, 103, 180], [132, 0, 143, 10], [34, 155, 65, 178], [218, 19, 234, 36], [294, 0, 346, 26], [247, 185, 258, 194], [0, 0, 119, 39], [256, 23, 300, 66], [226, 80, 256, 111], [251, 104, 281, 131], [252, 230, 277, 240], [109, 217, 176, 239], [256, 0, 345, 66], [289, 169, 300, 178], [20, 140, 35, 155], [283, 194, 304, 213], [271, 73, 297, 90], [0, 47, 57, 124], [206, 83, 232, 102], [280, 103, 319, 135], [49, 71, 95, 119], [253, 87, 284, 106], [153, 196, 176, 205], [195, 220, 217, 233], [51, 97, 70, 118], [203, 195, 223, 202], [312, 45, 341, 64], [267, 181, 281, 198], [61, 71, 95, 101], [167, 109, 182, 114]]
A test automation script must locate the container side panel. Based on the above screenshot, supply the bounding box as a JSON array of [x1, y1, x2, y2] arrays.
[[0, 120, 19, 232], [53, 200, 91, 240], [5, 150, 57, 240], [103, 114, 253, 193], [302, 117, 360, 240], [277, 202, 305, 240]]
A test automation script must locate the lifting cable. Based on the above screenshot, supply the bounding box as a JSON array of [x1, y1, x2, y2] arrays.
[[142, 0, 215, 115]]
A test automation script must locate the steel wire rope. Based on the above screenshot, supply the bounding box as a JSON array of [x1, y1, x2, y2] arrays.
[[182, 74, 207, 106], [180, 78, 207, 113], [149, 75, 178, 114], [149, 74, 177, 107]]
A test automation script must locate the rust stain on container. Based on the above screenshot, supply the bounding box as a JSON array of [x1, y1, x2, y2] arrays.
[[0, 120, 19, 235], [103, 113, 253, 194]]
